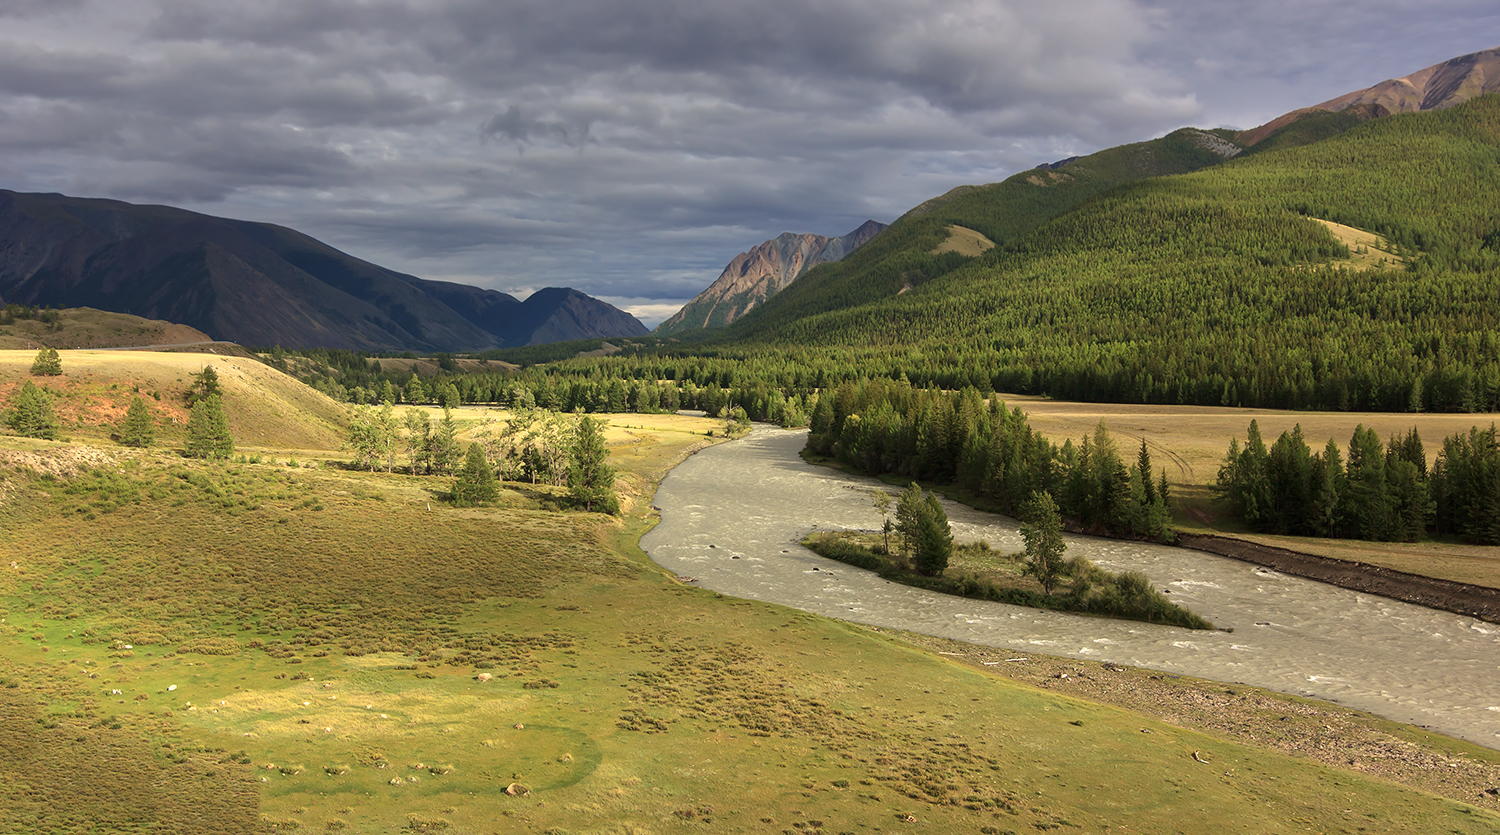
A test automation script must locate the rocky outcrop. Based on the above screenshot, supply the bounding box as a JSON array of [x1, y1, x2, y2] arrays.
[[657, 220, 885, 334]]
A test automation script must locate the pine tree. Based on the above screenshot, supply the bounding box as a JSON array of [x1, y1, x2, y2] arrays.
[[914, 491, 952, 577], [405, 374, 427, 405], [29, 347, 62, 376], [187, 365, 221, 407], [568, 415, 617, 513], [1020, 490, 1067, 594], [427, 407, 461, 474], [118, 395, 155, 447], [453, 442, 499, 506], [6, 380, 60, 439], [1137, 438, 1155, 505], [184, 394, 233, 459]]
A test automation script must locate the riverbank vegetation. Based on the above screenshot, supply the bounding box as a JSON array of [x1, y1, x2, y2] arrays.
[[1216, 419, 1500, 545], [803, 530, 1214, 630], [807, 377, 1173, 541]]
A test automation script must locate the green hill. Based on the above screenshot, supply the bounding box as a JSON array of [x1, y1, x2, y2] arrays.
[[708, 95, 1500, 412], [708, 128, 1246, 333]]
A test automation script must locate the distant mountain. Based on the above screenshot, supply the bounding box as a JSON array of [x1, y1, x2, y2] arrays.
[[423, 283, 649, 346], [1239, 46, 1500, 147], [0, 190, 646, 351], [655, 220, 885, 335]]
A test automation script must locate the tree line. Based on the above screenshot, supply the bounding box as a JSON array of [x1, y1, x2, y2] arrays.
[[806, 378, 1171, 541], [1214, 419, 1500, 544], [344, 403, 617, 513]]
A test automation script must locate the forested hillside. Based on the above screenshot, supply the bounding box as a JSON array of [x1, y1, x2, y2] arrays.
[[707, 95, 1500, 412], [715, 128, 1244, 332]]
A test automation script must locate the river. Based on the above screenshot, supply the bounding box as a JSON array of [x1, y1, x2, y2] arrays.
[[641, 427, 1500, 749]]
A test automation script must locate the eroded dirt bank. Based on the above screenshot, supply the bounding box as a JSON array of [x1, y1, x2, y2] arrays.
[[1178, 534, 1500, 623]]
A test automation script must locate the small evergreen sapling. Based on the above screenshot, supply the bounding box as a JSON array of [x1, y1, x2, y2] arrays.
[[29, 347, 62, 376], [452, 442, 499, 507], [6, 379, 60, 439], [118, 395, 155, 447]]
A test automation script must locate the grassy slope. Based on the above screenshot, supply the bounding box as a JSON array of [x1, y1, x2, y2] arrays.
[[0, 350, 347, 452], [1, 376, 1499, 831], [705, 96, 1500, 414], [0, 307, 213, 350]]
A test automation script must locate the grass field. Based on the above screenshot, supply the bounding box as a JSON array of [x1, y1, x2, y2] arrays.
[[2, 354, 1499, 832]]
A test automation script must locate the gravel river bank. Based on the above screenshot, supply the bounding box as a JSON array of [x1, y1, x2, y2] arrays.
[[641, 427, 1500, 750]]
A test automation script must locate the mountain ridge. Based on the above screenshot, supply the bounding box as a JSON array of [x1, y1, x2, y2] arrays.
[[655, 219, 886, 335], [1239, 46, 1500, 146], [0, 190, 647, 351]]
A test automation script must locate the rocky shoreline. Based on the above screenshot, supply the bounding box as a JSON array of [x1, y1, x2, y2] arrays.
[[1177, 533, 1500, 624]]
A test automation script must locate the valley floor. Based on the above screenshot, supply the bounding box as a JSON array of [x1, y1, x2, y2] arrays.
[[2, 355, 1499, 832]]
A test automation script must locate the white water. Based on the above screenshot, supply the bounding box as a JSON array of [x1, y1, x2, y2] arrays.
[[642, 427, 1500, 749]]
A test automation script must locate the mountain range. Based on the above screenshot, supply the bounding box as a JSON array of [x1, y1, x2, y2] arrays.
[[655, 220, 886, 335], [0, 190, 647, 352], [674, 46, 1500, 413]]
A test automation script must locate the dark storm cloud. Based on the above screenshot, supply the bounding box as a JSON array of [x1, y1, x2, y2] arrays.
[[0, 0, 1492, 325]]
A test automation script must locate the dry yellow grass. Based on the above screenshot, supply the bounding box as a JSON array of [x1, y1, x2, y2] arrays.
[[929, 224, 995, 256], [0, 349, 347, 451], [0, 307, 211, 350], [370, 356, 516, 376], [1309, 217, 1407, 270]]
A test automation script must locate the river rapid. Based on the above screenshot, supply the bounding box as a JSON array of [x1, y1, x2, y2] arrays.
[[641, 427, 1500, 749]]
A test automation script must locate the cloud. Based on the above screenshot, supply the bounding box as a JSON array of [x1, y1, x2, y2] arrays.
[[0, 0, 1491, 315]]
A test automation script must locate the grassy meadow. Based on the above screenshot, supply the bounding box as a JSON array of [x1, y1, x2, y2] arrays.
[[2, 351, 1499, 833]]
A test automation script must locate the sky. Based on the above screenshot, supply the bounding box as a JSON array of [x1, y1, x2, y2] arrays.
[[1, 1, 1496, 328]]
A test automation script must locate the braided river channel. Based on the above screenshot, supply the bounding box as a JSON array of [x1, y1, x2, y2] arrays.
[[642, 427, 1500, 749]]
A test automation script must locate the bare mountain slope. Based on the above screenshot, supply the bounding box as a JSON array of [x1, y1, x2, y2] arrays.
[[1240, 46, 1500, 146], [655, 220, 885, 334]]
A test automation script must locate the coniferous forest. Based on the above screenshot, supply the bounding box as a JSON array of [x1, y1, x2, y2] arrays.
[[1215, 420, 1500, 545]]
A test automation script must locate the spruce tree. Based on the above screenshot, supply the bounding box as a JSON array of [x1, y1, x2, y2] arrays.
[[6, 380, 60, 439], [453, 442, 499, 506], [405, 374, 427, 405], [187, 365, 221, 407], [568, 415, 617, 513], [184, 394, 233, 459], [1020, 490, 1067, 594], [118, 395, 155, 447], [914, 491, 952, 577], [427, 407, 461, 474], [29, 347, 62, 376]]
